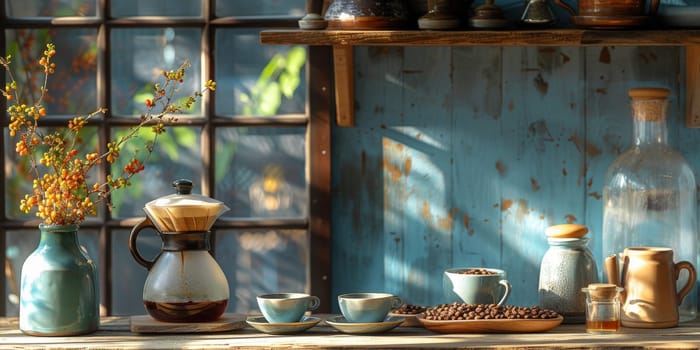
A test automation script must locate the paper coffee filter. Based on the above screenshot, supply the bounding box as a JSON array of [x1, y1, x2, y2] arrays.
[[144, 192, 229, 232]]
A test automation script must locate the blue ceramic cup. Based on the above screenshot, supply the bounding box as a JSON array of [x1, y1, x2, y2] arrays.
[[338, 293, 402, 323], [257, 293, 321, 323]]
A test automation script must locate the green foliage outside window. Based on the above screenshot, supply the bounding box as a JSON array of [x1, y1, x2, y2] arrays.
[[239, 46, 306, 116]]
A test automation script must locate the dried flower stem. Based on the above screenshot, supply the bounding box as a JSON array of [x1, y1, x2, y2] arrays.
[[2, 42, 216, 225]]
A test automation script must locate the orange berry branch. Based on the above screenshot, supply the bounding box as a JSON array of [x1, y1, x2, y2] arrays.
[[1, 42, 216, 225]]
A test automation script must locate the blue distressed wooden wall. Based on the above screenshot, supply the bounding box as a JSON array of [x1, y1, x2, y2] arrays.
[[331, 45, 700, 309]]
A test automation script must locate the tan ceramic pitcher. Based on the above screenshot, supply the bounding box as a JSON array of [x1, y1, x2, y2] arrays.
[[605, 247, 696, 328]]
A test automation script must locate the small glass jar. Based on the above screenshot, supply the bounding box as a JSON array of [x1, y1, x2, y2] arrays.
[[581, 283, 623, 334]]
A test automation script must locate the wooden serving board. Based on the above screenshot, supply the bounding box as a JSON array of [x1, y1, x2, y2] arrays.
[[130, 314, 247, 333]]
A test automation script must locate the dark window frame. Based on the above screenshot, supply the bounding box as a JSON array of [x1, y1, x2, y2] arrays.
[[0, 0, 332, 315]]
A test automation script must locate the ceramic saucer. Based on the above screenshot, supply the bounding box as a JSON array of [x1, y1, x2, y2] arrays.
[[387, 312, 423, 327], [325, 315, 404, 334], [246, 316, 321, 335]]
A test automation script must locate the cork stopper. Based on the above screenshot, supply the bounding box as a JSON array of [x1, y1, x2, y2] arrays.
[[582, 283, 622, 300], [628, 87, 670, 100], [545, 224, 588, 239], [629, 87, 669, 122]]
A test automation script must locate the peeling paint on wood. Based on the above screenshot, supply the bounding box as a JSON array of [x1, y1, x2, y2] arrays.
[[516, 199, 530, 222], [404, 158, 412, 177], [437, 208, 459, 233], [496, 161, 507, 176], [565, 214, 577, 223], [561, 53, 571, 64], [382, 158, 402, 183], [599, 47, 611, 64], [501, 199, 513, 211], [534, 73, 549, 95]]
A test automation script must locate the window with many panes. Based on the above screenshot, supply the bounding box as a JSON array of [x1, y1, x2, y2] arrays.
[[1, 0, 331, 316]]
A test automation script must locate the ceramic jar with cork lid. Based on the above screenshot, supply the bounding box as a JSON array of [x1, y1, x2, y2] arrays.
[[538, 224, 599, 324]]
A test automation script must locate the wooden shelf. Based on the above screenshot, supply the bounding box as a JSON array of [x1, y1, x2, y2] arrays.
[[261, 29, 700, 47], [260, 29, 700, 127]]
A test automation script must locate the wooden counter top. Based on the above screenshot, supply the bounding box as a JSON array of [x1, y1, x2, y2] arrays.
[[2, 316, 700, 349]]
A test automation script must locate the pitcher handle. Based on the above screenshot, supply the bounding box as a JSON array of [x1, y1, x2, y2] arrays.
[[128, 217, 159, 270], [674, 261, 697, 305], [648, 0, 660, 15], [496, 279, 512, 306], [553, 0, 576, 15]]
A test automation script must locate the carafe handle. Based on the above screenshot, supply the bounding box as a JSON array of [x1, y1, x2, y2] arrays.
[[552, 0, 576, 15], [674, 261, 697, 305], [128, 217, 160, 270]]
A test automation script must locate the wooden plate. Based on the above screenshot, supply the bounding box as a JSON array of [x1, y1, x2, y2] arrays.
[[130, 313, 247, 333], [417, 315, 563, 333]]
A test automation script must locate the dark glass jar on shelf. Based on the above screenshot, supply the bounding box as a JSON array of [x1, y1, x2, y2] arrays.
[[324, 0, 412, 29]]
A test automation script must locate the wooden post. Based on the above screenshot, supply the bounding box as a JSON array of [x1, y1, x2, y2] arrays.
[[333, 45, 355, 127], [686, 45, 700, 128]]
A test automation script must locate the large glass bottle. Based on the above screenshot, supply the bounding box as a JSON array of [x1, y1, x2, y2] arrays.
[[602, 87, 698, 322]]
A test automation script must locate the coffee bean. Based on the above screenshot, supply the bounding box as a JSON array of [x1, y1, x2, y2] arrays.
[[423, 303, 561, 321], [456, 268, 498, 275], [391, 303, 427, 315]]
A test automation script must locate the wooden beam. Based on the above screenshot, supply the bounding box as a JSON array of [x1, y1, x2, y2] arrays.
[[332, 45, 354, 127], [686, 45, 700, 128], [308, 46, 333, 312]]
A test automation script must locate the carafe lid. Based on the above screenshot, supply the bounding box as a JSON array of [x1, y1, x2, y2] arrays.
[[143, 179, 229, 232]]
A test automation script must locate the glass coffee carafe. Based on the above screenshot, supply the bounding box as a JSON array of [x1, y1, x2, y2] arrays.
[[129, 179, 230, 322]]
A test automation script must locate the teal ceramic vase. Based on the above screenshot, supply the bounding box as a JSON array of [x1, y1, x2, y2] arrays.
[[19, 224, 99, 336]]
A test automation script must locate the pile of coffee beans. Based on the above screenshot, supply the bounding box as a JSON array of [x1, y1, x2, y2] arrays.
[[423, 303, 560, 321], [391, 303, 427, 315], [456, 268, 497, 275]]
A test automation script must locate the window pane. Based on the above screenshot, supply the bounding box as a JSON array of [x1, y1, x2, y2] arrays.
[[215, 29, 306, 116], [216, 0, 304, 17], [5, 229, 99, 316], [111, 228, 159, 316], [5, 29, 98, 115], [111, 28, 203, 117], [111, 0, 201, 17], [215, 127, 306, 219], [217, 229, 308, 313], [109, 126, 203, 218], [5, 126, 99, 220], [6, 0, 96, 17]]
